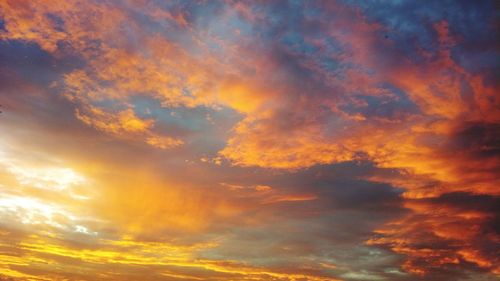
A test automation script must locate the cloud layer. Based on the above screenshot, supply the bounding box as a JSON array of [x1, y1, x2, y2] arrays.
[[0, 0, 498, 280]]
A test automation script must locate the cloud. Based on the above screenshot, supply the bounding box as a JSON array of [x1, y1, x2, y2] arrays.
[[0, 0, 498, 280], [368, 192, 500, 276]]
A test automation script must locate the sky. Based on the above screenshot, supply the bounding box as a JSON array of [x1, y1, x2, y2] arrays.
[[0, 0, 499, 280]]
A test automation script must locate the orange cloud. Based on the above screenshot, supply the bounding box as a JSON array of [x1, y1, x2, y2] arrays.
[[1, 0, 498, 279], [368, 193, 500, 275]]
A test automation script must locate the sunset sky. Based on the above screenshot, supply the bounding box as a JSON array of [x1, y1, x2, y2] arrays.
[[0, 1, 499, 280]]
